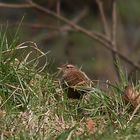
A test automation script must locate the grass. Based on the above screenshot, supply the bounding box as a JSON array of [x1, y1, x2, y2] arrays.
[[0, 28, 140, 140]]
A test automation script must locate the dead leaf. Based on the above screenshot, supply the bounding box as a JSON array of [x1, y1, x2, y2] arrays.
[[0, 110, 6, 118], [123, 85, 140, 107], [86, 118, 95, 132]]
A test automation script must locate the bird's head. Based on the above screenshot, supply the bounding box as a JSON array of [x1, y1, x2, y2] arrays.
[[57, 64, 76, 73]]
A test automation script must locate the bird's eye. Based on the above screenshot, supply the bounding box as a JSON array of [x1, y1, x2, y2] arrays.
[[66, 64, 74, 69]]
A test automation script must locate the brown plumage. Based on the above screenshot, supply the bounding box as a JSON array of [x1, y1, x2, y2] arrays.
[[58, 64, 92, 99]]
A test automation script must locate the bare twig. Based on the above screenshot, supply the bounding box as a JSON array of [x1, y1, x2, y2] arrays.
[[56, 0, 61, 16], [0, 2, 33, 8], [111, 0, 120, 80], [5, 23, 62, 30], [56, 0, 61, 27], [0, 1, 140, 71], [111, 0, 117, 49], [96, 0, 110, 37]]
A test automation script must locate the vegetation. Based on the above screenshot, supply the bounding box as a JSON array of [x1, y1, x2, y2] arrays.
[[0, 28, 140, 140]]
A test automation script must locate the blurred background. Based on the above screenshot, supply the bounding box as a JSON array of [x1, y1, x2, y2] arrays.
[[0, 0, 140, 82]]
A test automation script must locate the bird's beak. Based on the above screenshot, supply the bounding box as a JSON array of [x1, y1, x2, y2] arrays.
[[57, 67, 62, 70]]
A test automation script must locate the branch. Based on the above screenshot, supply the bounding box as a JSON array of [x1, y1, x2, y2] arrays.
[[111, 0, 120, 80], [96, 0, 110, 37], [0, 2, 33, 8], [4, 23, 62, 30], [111, 0, 117, 49], [56, 0, 61, 16]]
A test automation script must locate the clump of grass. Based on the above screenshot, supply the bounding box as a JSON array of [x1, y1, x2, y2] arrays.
[[0, 27, 140, 140]]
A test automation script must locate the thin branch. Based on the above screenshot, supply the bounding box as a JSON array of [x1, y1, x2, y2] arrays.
[[56, 0, 61, 26], [96, 0, 110, 37], [111, 0, 120, 80], [0, 2, 33, 8], [56, 0, 61, 16], [5, 23, 62, 30], [111, 0, 117, 49]]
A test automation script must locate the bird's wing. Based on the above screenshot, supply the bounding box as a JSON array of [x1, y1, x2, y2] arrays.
[[62, 70, 91, 87]]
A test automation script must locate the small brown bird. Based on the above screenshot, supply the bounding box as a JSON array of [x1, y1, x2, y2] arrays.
[[58, 64, 93, 99]]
